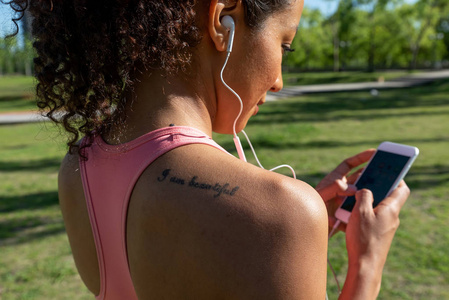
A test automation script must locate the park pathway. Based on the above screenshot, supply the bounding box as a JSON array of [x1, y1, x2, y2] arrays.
[[266, 69, 449, 101], [1, 69, 449, 124]]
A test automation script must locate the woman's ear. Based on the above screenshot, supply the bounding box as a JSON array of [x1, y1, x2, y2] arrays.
[[208, 0, 240, 52]]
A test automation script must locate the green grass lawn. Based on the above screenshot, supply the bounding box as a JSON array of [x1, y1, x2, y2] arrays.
[[1, 77, 448, 299], [0, 76, 37, 113], [282, 70, 413, 86], [0, 122, 92, 299]]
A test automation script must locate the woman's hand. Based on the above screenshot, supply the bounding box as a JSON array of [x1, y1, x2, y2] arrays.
[[316, 149, 375, 235], [346, 180, 410, 271], [339, 181, 410, 300], [317, 149, 411, 299]]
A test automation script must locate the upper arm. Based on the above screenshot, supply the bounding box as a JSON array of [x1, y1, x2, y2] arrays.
[[273, 178, 329, 299], [58, 152, 101, 295], [58, 152, 86, 220], [127, 144, 328, 299], [58, 152, 82, 215]]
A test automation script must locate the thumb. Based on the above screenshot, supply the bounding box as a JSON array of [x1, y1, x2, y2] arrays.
[[353, 189, 375, 217]]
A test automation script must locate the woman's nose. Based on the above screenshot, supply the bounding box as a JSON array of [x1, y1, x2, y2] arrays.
[[270, 74, 283, 92]]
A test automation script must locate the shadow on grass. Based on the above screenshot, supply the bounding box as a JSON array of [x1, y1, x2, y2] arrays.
[[0, 216, 65, 247], [253, 109, 449, 125], [218, 136, 449, 152], [0, 158, 61, 172], [294, 165, 448, 191], [285, 74, 356, 85], [0, 94, 34, 102], [0, 191, 65, 246], [405, 164, 449, 190], [253, 79, 449, 124], [275, 164, 448, 193], [0, 191, 59, 213], [294, 165, 448, 197], [283, 71, 402, 86]]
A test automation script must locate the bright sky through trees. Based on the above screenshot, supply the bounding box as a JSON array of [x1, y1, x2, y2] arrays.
[[1, 3, 18, 38], [0, 0, 419, 37]]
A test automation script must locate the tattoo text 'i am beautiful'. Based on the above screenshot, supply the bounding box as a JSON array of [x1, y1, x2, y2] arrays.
[[157, 169, 240, 198]]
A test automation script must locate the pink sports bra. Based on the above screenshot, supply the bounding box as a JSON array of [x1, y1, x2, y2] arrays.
[[79, 126, 228, 300]]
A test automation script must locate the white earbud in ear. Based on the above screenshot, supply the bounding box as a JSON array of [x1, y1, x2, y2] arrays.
[[221, 16, 235, 53], [220, 15, 246, 161]]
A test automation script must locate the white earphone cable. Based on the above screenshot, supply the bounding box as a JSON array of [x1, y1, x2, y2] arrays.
[[241, 129, 296, 179], [220, 52, 242, 139], [328, 220, 342, 295], [220, 30, 296, 178]]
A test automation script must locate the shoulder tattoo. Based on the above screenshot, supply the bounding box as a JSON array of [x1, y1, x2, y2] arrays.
[[157, 168, 240, 198]]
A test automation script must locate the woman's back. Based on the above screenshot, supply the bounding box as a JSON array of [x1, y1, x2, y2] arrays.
[[59, 129, 328, 299]]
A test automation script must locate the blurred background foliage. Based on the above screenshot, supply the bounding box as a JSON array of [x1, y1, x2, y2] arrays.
[[285, 0, 449, 71], [0, 0, 449, 75]]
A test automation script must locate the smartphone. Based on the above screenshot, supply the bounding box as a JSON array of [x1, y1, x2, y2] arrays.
[[335, 141, 419, 223]]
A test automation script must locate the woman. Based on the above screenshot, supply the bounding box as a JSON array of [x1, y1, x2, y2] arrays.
[[7, 0, 409, 299]]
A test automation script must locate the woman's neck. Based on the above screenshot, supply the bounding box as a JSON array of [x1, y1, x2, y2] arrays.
[[104, 71, 215, 145]]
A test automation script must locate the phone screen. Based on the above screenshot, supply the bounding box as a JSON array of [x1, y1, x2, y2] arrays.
[[341, 150, 411, 212]]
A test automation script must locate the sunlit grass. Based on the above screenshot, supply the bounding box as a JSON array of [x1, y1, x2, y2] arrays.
[[0, 76, 37, 112], [0, 122, 92, 299]]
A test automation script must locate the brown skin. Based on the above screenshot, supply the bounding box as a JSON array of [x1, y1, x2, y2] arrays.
[[59, 0, 410, 299]]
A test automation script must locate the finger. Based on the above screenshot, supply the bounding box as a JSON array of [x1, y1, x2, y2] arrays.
[[353, 189, 375, 217], [347, 168, 364, 184], [333, 149, 376, 177], [376, 181, 410, 212], [317, 179, 357, 201], [337, 184, 357, 197], [334, 195, 347, 207]]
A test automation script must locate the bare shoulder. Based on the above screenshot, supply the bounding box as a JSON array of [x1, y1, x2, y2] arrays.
[[58, 150, 88, 215], [127, 144, 328, 299], [58, 150, 84, 209], [59, 149, 80, 185], [58, 150, 101, 295]]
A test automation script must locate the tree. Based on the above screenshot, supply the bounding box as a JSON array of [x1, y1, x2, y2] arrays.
[[336, 0, 356, 70], [322, 0, 344, 71], [398, 0, 449, 69], [284, 8, 333, 70], [0, 38, 5, 75], [434, 4, 449, 65], [0, 36, 17, 74], [351, 0, 396, 71]]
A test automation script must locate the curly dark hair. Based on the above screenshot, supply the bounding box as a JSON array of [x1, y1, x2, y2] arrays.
[[4, 0, 292, 155]]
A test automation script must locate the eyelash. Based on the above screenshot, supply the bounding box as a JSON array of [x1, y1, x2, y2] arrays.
[[282, 44, 295, 55]]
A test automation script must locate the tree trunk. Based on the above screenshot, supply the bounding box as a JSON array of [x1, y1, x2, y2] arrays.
[[409, 17, 432, 70], [367, 11, 375, 72], [332, 18, 340, 72], [368, 37, 375, 72], [410, 45, 420, 70], [25, 61, 32, 76]]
